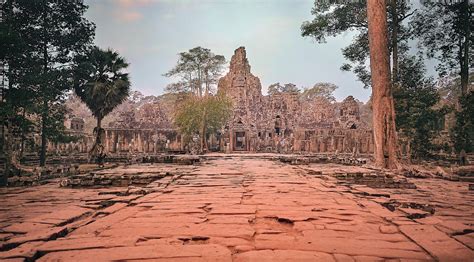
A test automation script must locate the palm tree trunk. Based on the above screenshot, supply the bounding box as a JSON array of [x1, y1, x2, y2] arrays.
[[367, 0, 400, 169], [95, 117, 102, 149], [90, 117, 103, 165]]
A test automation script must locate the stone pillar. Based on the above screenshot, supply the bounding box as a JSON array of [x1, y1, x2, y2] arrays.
[[138, 132, 143, 152], [246, 131, 250, 151], [331, 136, 335, 153], [342, 135, 346, 153], [117, 133, 122, 152], [112, 131, 117, 153], [104, 130, 109, 152]]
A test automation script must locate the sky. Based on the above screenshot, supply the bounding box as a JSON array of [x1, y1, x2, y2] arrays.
[[85, 0, 373, 102]]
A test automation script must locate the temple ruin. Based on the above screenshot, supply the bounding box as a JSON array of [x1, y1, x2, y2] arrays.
[[45, 46, 374, 157], [217, 47, 373, 154]]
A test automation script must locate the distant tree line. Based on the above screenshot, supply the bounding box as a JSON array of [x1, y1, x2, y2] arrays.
[[268, 82, 339, 102]]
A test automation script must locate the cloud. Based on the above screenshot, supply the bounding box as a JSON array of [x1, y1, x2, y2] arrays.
[[116, 10, 143, 22], [114, 0, 155, 22], [117, 0, 153, 8]]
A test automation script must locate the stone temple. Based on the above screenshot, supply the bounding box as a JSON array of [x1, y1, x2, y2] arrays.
[[217, 47, 373, 154], [45, 46, 374, 157]]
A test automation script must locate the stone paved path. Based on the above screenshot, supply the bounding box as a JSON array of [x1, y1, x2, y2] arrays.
[[1, 157, 473, 261]]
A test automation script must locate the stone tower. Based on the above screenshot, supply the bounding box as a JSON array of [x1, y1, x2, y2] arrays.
[[338, 96, 361, 129], [217, 47, 265, 151], [218, 47, 264, 129]]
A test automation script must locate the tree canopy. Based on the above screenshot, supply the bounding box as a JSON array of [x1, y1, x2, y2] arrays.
[[394, 55, 448, 158], [268, 83, 300, 95], [300, 83, 338, 102], [74, 47, 131, 126], [165, 47, 226, 97], [1, 0, 95, 166], [173, 94, 232, 142], [73, 47, 130, 164], [452, 91, 474, 153], [301, 0, 413, 88], [410, 0, 473, 95]]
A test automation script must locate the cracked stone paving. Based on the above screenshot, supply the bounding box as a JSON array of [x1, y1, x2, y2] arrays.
[[1, 157, 473, 261]]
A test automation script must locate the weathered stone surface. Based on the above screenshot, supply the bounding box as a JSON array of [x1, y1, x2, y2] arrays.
[[4, 226, 68, 247], [0, 241, 44, 260], [454, 233, 474, 250], [37, 244, 232, 261], [3, 222, 51, 234], [234, 250, 335, 262], [399, 225, 474, 261], [1, 157, 473, 261], [36, 236, 138, 252]]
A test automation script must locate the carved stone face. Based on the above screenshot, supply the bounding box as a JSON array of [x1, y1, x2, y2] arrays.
[[232, 76, 246, 88]]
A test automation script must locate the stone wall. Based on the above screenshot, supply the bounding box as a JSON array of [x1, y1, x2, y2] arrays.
[[102, 128, 181, 154]]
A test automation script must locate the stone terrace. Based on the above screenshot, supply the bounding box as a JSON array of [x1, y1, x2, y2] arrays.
[[0, 157, 473, 261]]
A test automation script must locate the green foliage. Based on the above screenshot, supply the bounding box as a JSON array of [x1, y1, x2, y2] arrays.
[[268, 83, 300, 95], [164, 47, 226, 96], [174, 95, 232, 139], [394, 55, 448, 158], [410, 1, 473, 81], [452, 91, 474, 153], [300, 82, 338, 102], [74, 47, 131, 124], [42, 102, 78, 144], [204, 96, 233, 135], [301, 0, 412, 88], [301, 2, 368, 42], [0, 0, 95, 166]]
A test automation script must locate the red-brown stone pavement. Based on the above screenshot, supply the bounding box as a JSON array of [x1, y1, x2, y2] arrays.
[[1, 157, 473, 261]]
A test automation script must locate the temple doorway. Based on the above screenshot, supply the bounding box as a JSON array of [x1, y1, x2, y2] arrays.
[[234, 131, 246, 151]]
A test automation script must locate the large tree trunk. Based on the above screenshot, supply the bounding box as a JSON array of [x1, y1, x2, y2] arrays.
[[390, 0, 399, 83], [19, 108, 26, 159], [39, 101, 48, 167], [200, 98, 208, 154], [1, 123, 10, 186], [40, 4, 49, 167], [460, 0, 470, 96], [1, 79, 11, 185], [367, 0, 400, 169]]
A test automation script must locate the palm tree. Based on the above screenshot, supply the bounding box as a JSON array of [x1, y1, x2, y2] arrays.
[[74, 47, 131, 164]]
